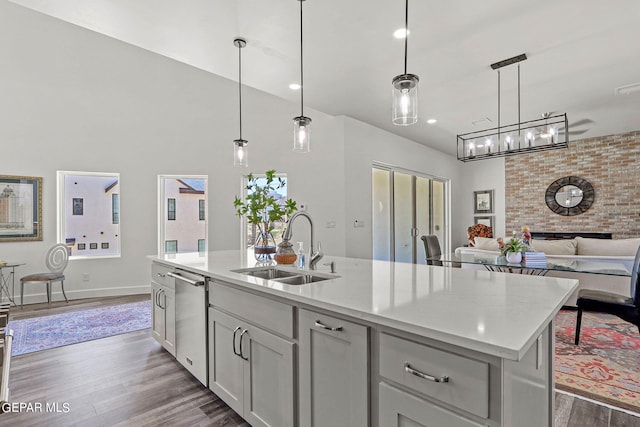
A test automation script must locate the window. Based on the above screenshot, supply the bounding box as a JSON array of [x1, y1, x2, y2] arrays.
[[72, 198, 83, 215], [57, 171, 121, 259], [112, 194, 119, 224], [158, 176, 207, 254], [199, 199, 205, 221], [165, 240, 178, 253], [168, 198, 176, 221]]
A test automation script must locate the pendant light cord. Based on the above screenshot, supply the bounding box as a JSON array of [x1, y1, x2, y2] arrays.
[[299, 0, 304, 117], [403, 0, 409, 75], [238, 43, 243, 140]]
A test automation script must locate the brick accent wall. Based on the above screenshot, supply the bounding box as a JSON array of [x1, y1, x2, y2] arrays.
[[505, 130, 640, 238]]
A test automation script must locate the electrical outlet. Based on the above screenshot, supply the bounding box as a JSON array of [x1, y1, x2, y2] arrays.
[[82, 273, 90, 282]]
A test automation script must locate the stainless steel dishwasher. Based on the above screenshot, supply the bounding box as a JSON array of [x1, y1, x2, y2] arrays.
[[167, 269, 208, 386]]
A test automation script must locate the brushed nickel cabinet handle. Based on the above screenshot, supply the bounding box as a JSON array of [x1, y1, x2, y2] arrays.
[[232, 326, 242, 357], [239, 329, 249, 361], [314, 320, 343, 332], [404, 362, 449, 383], [156, 272, 166, 278]]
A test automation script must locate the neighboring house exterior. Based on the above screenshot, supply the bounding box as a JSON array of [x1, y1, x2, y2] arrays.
[[164, 178, 206, 253], [64, 175, 120, 257]]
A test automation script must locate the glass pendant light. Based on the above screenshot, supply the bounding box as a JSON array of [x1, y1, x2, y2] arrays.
[[392, 0, 419, 126], [233, 38, 248, 167], [293, 0, 311, 153]]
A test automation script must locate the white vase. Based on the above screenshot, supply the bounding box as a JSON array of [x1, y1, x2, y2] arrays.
[[506, 251, 522, 264]]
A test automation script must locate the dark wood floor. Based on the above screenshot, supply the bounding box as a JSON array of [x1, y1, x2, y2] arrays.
[[4, 296, 640, 426]]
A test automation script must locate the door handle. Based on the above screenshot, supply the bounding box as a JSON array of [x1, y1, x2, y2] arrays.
[[239, 329, 249, 361], [314, 320, 343, 332], [167, 272, 205, 286], [232, 326, 242, 357], [404, 362, 449, 383], [158, 289, 167, 310]]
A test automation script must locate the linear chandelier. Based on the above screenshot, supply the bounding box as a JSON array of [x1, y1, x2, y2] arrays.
[[457, 54, 569, 162]]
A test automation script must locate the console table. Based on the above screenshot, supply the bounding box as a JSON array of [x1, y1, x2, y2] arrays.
[[0, 263, 25, 306], [531, 231, 612, 240]]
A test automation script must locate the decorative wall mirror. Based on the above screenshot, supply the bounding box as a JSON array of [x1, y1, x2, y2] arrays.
[[545, 176, 594, 216]]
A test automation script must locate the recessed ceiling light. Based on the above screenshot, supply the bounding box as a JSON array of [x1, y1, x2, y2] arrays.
[[393, 28, 409, 39], [426, 118, 437, 124], [289, 83, 301, 90]]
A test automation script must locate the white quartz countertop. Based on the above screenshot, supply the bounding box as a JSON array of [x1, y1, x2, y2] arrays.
[[149, 250, 578, 361]]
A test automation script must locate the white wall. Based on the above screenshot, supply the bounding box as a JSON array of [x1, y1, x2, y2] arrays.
[[461, 158, 506, 241], [0, 1, 346, 303], [342, 117, 465, 259], [0, 2, 472, 304]]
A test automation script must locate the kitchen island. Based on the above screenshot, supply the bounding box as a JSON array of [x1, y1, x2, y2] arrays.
[[149, 250, 578, 427]]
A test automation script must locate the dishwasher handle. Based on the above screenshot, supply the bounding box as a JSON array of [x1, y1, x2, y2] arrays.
[[167, 271, 205, 286]]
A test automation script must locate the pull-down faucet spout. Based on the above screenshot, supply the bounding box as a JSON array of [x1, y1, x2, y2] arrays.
[[282, 211, 323, 270]]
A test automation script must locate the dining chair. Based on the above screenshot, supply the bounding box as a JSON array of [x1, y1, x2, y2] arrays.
[[20, 244, 70, 308], [574, 244, 640, 344], [421, 235, 443, 266]]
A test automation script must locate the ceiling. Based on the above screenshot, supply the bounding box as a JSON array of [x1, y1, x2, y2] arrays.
[[9, 0, 640, 156]]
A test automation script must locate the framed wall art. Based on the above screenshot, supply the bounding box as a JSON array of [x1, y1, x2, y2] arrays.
[[474, 216, 494, 229], [0, 175, 43, 242], [473, 189, 494, 214]]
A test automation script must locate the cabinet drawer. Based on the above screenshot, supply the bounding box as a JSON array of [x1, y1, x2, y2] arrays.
[[210, 281, 294, 338], [151, 263, 175, 289], [379, 382, 485, 427], [379, 333, 489, 419]]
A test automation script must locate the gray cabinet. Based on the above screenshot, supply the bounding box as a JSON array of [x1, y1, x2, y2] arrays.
[[151, 268, 175, 357], [298, 308, 369, 427], [209, 307, 294, 427]]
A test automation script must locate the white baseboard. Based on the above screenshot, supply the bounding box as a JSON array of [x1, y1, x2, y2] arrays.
[[2, 285, 151, 306]]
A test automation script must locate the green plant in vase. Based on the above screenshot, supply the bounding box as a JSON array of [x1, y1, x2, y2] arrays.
[[234, 170, 297, 261], [500, 232, 527, 263]]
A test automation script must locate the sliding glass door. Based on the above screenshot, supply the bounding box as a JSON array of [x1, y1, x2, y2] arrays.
[[373, 166, 448, 263]]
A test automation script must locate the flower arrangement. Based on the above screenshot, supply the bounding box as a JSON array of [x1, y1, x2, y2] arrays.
[[233, 170, 297, 260], [499, 232, 527, 256]]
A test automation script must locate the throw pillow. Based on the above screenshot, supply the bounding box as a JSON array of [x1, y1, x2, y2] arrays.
[[474, 237, 500, 251], [530, 239, 577, 255], [576, 237, 640, 256]]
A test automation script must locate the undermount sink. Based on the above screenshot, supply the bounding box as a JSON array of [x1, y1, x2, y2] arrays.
[[232, 267, 338, 285], [236, 268, 300, 280], [271, 274, 329, 285]]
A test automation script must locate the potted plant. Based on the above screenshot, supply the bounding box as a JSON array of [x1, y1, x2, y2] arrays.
[[500, 232, 527, 263], [234, 170, 297, 261]]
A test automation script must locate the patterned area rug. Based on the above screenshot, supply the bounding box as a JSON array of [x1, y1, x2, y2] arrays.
[[555, 309, 640, 413], [8, 300, 151, 356]]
